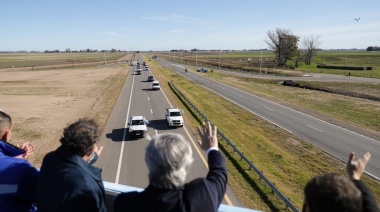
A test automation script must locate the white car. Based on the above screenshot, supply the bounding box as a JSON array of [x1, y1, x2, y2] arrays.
[[152, 81, 161, 90], [128, 115, 148, 138], [165, 108, 184, 127]]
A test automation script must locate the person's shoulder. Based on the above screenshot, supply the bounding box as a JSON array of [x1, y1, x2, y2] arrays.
[[114, 192, 141, 211]]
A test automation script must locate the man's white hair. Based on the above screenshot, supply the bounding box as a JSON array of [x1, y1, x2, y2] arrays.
[[145, 133, 193, 189]]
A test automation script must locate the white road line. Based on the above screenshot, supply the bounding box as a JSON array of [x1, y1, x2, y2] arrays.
[[151, 109, 153, 114], [200, 85, 293, 134], [155, 129, 158, 135], [148, 97, 150, 101], [307, 125, 323, 133], [264, 106, 274, 111], [115, 75, 135, 184]]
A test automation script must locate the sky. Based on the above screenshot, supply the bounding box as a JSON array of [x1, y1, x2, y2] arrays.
[[1, 0, 380, 51]]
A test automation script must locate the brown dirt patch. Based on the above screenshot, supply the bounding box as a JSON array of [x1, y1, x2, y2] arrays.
[[0, 66, 129, 167]]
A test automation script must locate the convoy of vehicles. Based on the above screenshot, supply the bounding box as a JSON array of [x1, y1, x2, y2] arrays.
[[128, 58, 185, 140]]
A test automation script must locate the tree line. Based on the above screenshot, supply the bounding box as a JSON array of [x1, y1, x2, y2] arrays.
[[265, 28, 321, 68], [44, 48, 121, 53], [366, 46, 380, 51]]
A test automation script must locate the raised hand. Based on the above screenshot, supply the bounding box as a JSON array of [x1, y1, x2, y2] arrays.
[[347, 152, 371, 180], [197, 121, 218, 151]]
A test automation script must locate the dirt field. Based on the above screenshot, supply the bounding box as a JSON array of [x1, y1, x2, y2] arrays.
[[0, 66, 129, 167]]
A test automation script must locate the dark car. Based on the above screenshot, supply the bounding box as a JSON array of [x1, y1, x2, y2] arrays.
[[279, 80, 300, 87], [148, 75, 155, 82], [197, 67, 208, 72]]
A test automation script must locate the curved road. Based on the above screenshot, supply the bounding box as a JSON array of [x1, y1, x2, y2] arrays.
[[157, 58, 380, 180], [96, 55, 243, 207]]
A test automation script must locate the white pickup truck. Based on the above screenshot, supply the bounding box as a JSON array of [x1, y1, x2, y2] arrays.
[[128, 115, 149, 138], [165, 108, 184, 127]]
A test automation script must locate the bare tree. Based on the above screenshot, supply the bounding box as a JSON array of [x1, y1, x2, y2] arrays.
[[302, 35, 320, 65], [265, 28, 299, 67]]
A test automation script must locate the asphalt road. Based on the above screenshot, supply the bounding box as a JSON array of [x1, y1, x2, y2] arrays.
[[96, 56, 243, 207], [157, 58, 380, 180]]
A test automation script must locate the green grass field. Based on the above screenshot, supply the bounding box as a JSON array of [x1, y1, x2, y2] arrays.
[[157, 50, 380, 78]]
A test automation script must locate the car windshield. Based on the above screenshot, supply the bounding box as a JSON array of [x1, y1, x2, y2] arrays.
[[153, 83, 159, 86], [170, 112, 181, 116], [131, 120, 144, 125]]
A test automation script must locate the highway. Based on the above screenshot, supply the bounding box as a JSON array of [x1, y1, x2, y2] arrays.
[[156, 58, 380, 180], [96, 56, 243, 207]]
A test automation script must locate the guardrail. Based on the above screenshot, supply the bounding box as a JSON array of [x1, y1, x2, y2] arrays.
[[169, 81, 299, 212], [103, 181, 260, 212]]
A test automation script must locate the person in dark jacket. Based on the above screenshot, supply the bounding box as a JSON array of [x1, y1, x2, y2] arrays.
[[114, 121, 227, 212], [37, 119, 106, 212], [0, 110, 39, 212], [303, 152, 380, 212]]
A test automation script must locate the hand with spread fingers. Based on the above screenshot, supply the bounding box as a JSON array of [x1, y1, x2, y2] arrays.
[[197, 121, 218, 151], [347, 152, 371, 180], [14, 142, 36, 158]]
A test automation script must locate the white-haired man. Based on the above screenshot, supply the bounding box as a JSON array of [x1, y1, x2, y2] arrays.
[[114, 121, 227, 212]]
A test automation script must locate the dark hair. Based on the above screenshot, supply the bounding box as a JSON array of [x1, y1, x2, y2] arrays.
[[304, 173, 362, 212], [60, 119, 99, 157], [0, 111, 12, 137]]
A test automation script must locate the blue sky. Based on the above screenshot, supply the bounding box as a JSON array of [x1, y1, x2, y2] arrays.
[[1, 0, 379, 51]]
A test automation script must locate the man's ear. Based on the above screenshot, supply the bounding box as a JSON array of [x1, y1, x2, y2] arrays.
[[2, 130, 11, 142]]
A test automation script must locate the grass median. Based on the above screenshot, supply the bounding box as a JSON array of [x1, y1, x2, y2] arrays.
[[144, 54, 380, 211]]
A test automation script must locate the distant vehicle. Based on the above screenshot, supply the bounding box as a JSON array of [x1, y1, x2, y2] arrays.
[[143, 61, 146, 66], [128, 115, 148, 138], [136, 68, 142, 75], [147, 75, 155, 82], [278, 80, 300, 87], [165, 108, 184, 127], [197, 68, 208, 72], [152, 81, 161, 90]]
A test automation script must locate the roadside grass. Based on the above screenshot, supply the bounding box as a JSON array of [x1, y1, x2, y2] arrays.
[[144, 55, 380, 211]]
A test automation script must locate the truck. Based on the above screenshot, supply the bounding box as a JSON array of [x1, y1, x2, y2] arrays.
[[128, 115, 149, 138], [165, 108, 184, 127]]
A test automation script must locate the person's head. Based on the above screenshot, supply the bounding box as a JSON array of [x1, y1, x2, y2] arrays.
[[145, 133, 194, 189], [60, 119, 99, 159], [0, 110, 12, 142], [303, 173, 362, 212]]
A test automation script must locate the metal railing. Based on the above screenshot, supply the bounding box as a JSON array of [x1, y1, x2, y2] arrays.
[[169, 81, 299, 212], [103, 181, 260, 212]]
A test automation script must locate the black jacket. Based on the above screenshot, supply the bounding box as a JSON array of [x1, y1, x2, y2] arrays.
[[37, 146, 106, 212], [353, 180, 380, 212], [114, 150, 227, 212]]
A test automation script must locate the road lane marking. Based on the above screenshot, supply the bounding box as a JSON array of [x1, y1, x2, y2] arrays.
[[201, 85, 293, 134], [151, 109, 153, 114], [155, 129, 158, 135], [307, 125, 323, 133], [148, 97, 150, 101], [115, 74, 135, 184], [264, 106, 274, 111]]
